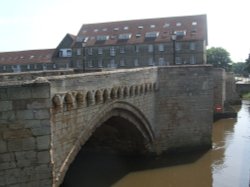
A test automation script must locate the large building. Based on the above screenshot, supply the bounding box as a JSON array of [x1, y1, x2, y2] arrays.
[[0, 49, 55, 73], [0, 14, 208, 73], [70, 14, 207, 71]]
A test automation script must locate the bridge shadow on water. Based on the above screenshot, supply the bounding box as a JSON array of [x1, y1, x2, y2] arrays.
[[60, 148, 209, 187]]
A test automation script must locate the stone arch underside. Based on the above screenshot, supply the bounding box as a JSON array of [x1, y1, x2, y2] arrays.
[[56, 101, 155, 186]]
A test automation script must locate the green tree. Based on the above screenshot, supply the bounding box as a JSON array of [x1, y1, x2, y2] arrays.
[[207, 47, 232, 71], [231, 62, 247, 75], [245, 54, 250, 73]]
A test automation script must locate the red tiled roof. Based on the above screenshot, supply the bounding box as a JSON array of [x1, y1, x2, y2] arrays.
[[76, 14, 207, 47], [0, 49, 55, 65]]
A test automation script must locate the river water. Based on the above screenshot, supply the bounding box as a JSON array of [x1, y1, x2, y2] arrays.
[[61, 100, 250, 187]]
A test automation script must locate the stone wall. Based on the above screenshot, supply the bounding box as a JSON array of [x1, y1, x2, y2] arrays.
[[0, 81, 53, 186], [155, 65, 213, 152], [225, 72, 240, 104]]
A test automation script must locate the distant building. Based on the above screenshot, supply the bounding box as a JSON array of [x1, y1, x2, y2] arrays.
[[0, 49, 55, 73], [72, 14, 208, 71], [0, 14, 208, 73]]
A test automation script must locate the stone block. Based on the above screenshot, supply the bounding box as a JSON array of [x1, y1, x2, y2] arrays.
[[0, 88, 8, 100], [37, 151, 50, 164], [27, 99, 51, 109], [15, 151, 37, 167], [36, 135, 51, 150], [24, 120, 41, 128], [35, 164, 52, 180], [0, 152, 15, 162], [16, 110, 34, 120], [0, 111, 15, 120], [0, 101, 12, 112], [8, 87, 32, 100], [3, 129, 32, 140], [8, 122, 25, 130], [0, 161, 16, 170], [8, 137, 36, 151], [31, 85, 50, 99], [34, 109, 50, 120], [31, 127, 51, 136], [0, 140, 7, 153]]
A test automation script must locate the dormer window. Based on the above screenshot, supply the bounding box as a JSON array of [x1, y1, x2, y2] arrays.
[[192, 21, 198, 26], [145, 32, 159, 38], [94, 29, 99, 32], [138, 26, 144, 29], [114, 27, 119, 31], [118, 33, 132, 40], [163, 23, 170, 28], [124, 26, 129, 30], [176, 22, 182, 27], [150, 24, 156, 28], [96, 35, 109, 41]]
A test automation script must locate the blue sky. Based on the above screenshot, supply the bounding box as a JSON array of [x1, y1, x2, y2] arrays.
[[1, 0, 250, 62]]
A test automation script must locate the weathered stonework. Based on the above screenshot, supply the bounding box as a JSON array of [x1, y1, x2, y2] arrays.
[[0, 65, 217, 187]]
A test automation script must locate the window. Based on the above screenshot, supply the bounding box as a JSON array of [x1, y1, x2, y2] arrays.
[[176, 22, 182, 26], [27, 64, 30, 70], [135, 45, 139, 53], [110, 47, 116, 56], [94, 29, 98, 32], [148, 45, 154, 52], [77, 48, 81, 55], [102, 28, 107, 31], [110, 59, 116, 68], [88, 48, 93, 55], [192, 21, 198, 26], [150, 24, 156, 28], [174, 30, 186, 37], [136, 33, 141, 38], [145, 32, 159, 38], [120, 59, 125, 67], [158, 44, 164, 52], [159, 58, 165, 66], [134, 59, 139, 66], [88, 60, 93, 67], [98, 48, 103, 55], [96, 35, 109, 41], [118, 33, 131, 40], [53, 64, 57, 69], [124, 26, 129, 30], [3, 66, 6, 71], [190, 56, 196, 64], [120, 47, 125, 53], [98, 59, 103, 67], [138, 26, 144, 29], [114, 27, 119, 31], [163, 23, 170, 28], [175, 42, 181, 51], [148, 57, 154, 65], [34, 64, 37, 69], [176, 57, 182, 64], [190, 42, 196, 50]]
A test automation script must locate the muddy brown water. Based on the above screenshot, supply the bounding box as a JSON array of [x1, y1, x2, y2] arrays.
[[61, 100, 250, 187]]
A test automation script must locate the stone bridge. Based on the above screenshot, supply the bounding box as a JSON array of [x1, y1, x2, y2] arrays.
[[0, 65, 214, 186]]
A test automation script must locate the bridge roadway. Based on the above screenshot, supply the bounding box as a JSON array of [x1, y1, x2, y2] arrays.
[[0, 65, 214, 186]]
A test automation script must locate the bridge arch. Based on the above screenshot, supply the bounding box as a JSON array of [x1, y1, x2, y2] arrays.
[[58, 101, 155, 186]]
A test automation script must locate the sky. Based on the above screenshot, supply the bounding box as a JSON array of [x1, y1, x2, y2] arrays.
[[0, 0, 250, 62]]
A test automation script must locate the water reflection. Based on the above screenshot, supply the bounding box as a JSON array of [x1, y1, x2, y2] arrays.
[[61, 101, 250, 187]]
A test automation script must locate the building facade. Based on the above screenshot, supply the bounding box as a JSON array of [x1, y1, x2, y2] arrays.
[[71, 14, 208, 71], [0, 15, 208, 73]]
